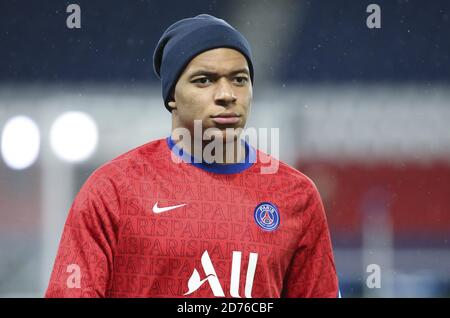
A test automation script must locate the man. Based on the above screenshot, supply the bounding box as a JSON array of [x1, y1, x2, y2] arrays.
[[45, 14, 339, 298]]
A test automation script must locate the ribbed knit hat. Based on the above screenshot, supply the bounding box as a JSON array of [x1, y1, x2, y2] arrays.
[[153, 14, 254, 112]]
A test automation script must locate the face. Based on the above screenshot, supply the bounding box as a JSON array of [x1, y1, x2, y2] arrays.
[[169, 48, 253, 142]]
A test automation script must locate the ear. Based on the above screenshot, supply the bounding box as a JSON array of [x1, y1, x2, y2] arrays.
[[168, 100, 176, 111]]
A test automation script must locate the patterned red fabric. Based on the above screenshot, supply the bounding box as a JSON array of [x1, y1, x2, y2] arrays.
[[45, 138, 338, 298]]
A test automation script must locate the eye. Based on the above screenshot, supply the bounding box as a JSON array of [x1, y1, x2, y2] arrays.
[[234, 77, 249, 85], [192, 77, 212, 85]]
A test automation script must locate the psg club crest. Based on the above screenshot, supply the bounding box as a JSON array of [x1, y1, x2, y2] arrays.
[[254, 202, 280, 232]]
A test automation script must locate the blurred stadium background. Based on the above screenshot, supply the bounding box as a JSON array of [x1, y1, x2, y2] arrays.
[[1, 0, 449, 297]]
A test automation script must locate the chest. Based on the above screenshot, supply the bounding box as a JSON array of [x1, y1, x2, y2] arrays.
[[112, 170, 307, 297]]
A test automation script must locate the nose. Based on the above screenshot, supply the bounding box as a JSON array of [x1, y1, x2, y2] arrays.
[[214, 78, 237, 106]]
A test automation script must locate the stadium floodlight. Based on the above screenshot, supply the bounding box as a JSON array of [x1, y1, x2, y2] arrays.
[[1, 115, 41, 170], [50, 111, 98, 163]]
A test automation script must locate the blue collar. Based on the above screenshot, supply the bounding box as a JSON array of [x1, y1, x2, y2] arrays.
[[166, 136, 256, 174]]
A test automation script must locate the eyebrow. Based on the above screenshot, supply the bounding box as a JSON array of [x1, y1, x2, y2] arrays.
[[188, 68, 250, 79]]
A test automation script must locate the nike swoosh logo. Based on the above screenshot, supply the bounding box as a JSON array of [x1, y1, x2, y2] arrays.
[[152, 202, 187, 214]]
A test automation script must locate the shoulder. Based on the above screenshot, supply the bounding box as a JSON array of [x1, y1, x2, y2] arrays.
[[255, 148, 318, 194], [109, 137, 168, 164], [80, 138, 168, 195]]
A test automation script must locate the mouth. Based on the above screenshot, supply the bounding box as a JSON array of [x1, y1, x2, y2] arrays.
[[210, 112, 241, 125]]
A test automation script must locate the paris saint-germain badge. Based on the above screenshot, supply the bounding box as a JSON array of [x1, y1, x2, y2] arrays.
[[254, 202, 280, 232]]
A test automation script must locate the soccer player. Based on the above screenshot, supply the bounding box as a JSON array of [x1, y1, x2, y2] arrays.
[[45, 14, 339, 298]]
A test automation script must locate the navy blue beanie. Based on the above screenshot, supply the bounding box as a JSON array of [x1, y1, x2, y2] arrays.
[[153, 14, 254, 112]]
